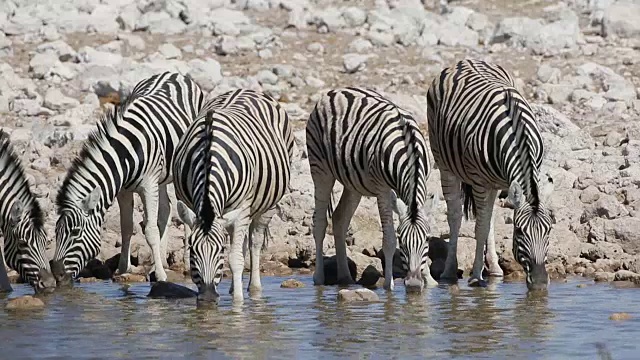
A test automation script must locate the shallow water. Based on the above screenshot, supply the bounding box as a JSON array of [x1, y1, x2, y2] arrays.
[[1, 276, 638, 359]]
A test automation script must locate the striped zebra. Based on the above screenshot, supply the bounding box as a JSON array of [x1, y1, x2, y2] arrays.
[[306, 87, 439, 292], [426, 59, 554, 291], [173, 89, 293, 303], [50, 72, 204, 285], [0, 129, 56, 293]]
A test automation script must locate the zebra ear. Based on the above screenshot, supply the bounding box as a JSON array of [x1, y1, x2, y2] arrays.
[[508, 181, 524, 209], [390, 191, 408, 218], [539, 173, 555, 205], [80, 187, 101, 213], [176, 201, 196, 228], [9, 200, 25, 226]]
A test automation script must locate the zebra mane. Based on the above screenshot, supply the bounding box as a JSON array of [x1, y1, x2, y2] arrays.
[[400, 113, 423, 222], [505, 87, 540, 209], [55, 91, 139, 211], [0, 129, 44, 229], [197, 110, 216, 231]]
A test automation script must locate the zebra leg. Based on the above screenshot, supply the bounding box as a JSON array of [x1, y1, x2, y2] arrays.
[[441, 170, 463, 282], [247, 208, 275, 294], [484, 201, 503, 277], [228, 209, 251, 303], [140, 183, 168, 282], [176, 200, 195, 274], [116, 191, 134, 275], [0, 245, 12, 293], [377, 191, 397, 291], [469, 188, 498, 287], [157, 184, 171, 269], [332, 188, 362, 285], [311, 175, 335, 286]]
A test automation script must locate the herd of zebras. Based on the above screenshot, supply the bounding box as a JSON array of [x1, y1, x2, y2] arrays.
[[0, 58, 555, 305]]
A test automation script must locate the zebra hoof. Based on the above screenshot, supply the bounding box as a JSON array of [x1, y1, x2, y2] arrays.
[[468, 278, 487, 288]]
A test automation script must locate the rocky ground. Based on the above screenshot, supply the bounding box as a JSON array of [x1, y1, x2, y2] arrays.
[[2, 0, 640, 287]]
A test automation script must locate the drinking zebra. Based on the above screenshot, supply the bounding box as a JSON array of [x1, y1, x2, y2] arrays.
[[426, 59, 554, 291], [306, 87, 439, 292], [0, 129, 56, 293], [50, 72, 204, 285], [173, 89, 294, 303]]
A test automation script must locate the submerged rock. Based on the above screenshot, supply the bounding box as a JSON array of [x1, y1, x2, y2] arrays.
[[280, 279, 305, 288], [5, 295, 45, 310], [609, 312, 632, 321], [147, 281, 198, 299], [337, 288, 379, 302], [113, 274, 146, 283]]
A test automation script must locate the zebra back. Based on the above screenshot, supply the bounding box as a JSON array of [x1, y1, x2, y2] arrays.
[[426, 59, 545, 208]]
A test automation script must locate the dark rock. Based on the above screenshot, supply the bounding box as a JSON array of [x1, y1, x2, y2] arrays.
[[147, 281, 198, 299], [322, 255, 357, 285], [104, 253, 139, 274], [357, 264, 382, 288]]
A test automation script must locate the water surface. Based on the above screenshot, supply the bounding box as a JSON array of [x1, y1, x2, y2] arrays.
[[1, 276, 637, 359]]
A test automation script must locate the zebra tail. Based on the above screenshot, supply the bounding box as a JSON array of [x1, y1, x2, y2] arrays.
[[461, 183, 476, 221]]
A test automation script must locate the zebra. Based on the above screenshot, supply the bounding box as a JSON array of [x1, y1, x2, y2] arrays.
[[0, 129, 56, 293], [173, 89, 294, 303], [426, 59, 555, 291], [50, 71, 204, 285], [306, 87, 440, 292]]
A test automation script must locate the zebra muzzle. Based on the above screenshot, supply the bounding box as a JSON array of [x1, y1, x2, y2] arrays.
[[35, 269, 57, 294], [50, 259, 74, 288], [197, 284, 220, 305], [404, 268, 424, 292]]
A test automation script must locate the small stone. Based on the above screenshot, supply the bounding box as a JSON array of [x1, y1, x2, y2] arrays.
[[258, 49, 273, 59], [343, 53, 370, 74], [113, 273, 146, 283], [305, 76, 325, 88], [256, 70, 278, 85], [158, 43, 182, 59], [537, 64, 561, 84], [307, 42, 324, 54], [577, 283, 588, 288], [6, 295, 45, 310], [78, 277, 100, 283], [44, 88, 80, 111], [337, 288, 380, 302], [280, 279, 305, 288], [609, 313, 632, 321]]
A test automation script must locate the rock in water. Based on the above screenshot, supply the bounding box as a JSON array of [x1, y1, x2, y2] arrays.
[[147, 281, 198, 299], [6, 295, 45, 310], [113, 274, 146, 283], [337, 288, 380, 302], [281, 279, 305, 288], [609, 313, 632, 321], [357, 265, 382, 288]]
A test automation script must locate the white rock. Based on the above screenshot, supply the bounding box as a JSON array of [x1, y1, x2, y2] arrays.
[[44, 88, 80, 111], [11, 99, 46, 116], [29, 53, 59, 79], [36, 40, 76, 62], [537, 64, 561, 84], [186, 58, 223, 91], [88, 4, 120, 33], [119, 34, 146, 50], [343, 7, 367, 27], [158, 43, 182, 59], [343, 53, 370, 73], [116, 3, 141, 31], [77, 47, 123, 67], [305, 76, 325, 88], [602, 2, 640, 38], [348, 38, 373, 53], [256, 70, 278, 85]]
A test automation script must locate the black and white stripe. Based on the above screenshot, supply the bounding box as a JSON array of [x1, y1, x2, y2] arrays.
[[426, 59, 554, 290], [173, 89, 294, 303], [51, 72, 204, 284], [0, 129, 55, 292], [306, 87, 439, 292]]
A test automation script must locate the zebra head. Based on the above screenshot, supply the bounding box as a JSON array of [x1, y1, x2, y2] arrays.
[[4, 199, 56, 293], [52, 187, 103, 286], [392, 191, 440, 292], [508, 174, 555, 291], [177, 201, 225, 305]]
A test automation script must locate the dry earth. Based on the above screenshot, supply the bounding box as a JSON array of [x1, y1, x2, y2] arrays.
[[2, 0, 640, 286]]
